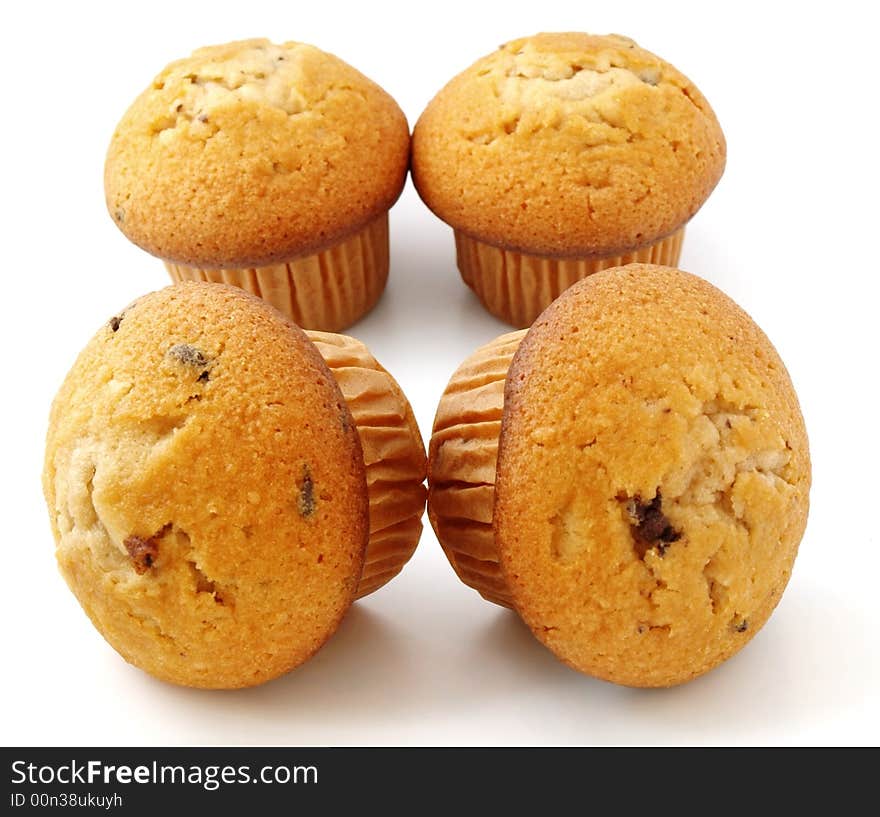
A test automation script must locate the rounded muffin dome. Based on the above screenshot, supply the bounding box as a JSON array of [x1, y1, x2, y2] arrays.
[[495, 265, 809, 686], [105, 39, 410, 267], [43, 282, 369, 688], [412, 33, 726, 257]]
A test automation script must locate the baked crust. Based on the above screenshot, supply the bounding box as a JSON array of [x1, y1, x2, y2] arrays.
[[495, 265, 810, 686], [105, 39, 410, 267], [413, 33, 725, 257], [43, 282, 369, 688]]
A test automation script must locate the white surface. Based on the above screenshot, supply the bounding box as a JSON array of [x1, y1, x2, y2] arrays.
[[2, 0, 878, 746]]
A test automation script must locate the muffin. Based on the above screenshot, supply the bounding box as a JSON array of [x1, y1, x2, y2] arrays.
[[412, 33, 726, 327], [43, 282, 425, 689], [105, 39, 410, 332], [428, 265, 810, 687]]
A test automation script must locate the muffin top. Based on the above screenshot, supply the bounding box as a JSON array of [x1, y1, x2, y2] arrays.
[[493, 265, 809, 686], [105, 39, 410, 267], [412, 33, 726, 257], [43, 282, 368, 688]]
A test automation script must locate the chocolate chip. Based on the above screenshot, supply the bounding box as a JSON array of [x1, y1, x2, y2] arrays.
[[626, 491, 681, 559], [124, 535, 160, 574], [297, 465, 315, 518], [168, 344, 208, 367], [168, 344, 213, 381], [109, 315, 123, 332], [732, 617, 749, 633]]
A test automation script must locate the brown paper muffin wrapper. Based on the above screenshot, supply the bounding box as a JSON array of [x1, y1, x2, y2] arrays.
[[166, 213, 390, 333], [455, 227, 685, 328], [427, 330, 526, 608], [307, 331, 427, 599]]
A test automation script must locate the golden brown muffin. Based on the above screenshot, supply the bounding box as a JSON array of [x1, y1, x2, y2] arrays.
[[429, 265, 810, 687], [43, 283, 425, 689], [306, 331, 427, 598], [413, 33, 726, 327], [105, 39, 410, 331]]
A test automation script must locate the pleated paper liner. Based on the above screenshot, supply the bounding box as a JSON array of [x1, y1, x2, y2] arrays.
[[306, 331, 426, 599], [455, 226, 685, 328], [166, 213, 390, 333], [428, 330, 526, 608]]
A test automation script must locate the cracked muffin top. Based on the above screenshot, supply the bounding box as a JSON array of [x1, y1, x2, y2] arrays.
[[43, 282, 368, 688], [412, 33, 726, 257], [494, 265, 810, 686], [105, 39, 410, 267]]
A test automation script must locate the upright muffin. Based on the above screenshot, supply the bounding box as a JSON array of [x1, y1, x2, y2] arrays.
[[428, 265, 810, 687], [43, 283, 425, 689], [105, 39, 410, 331], [413, 33, 726, 327]]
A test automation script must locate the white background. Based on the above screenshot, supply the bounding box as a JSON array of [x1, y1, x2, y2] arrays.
[[2, 0, 877, 746]]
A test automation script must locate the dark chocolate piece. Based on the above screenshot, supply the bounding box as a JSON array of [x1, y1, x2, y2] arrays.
[[627, 492, 681, 559], [124, 535, 160, 574]]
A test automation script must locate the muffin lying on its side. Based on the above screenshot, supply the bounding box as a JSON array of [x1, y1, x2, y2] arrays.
[[43, 283, 425, 689], [429, 265, 810, 687]]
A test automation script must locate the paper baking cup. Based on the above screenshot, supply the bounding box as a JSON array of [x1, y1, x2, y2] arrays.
[[454, 227, 685, 327], [307, 331, 426, 598], [166, 213, 390, 332], [427, 330, 526, 608]]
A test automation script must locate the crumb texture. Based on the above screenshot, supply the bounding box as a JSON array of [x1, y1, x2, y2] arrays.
[[43, 282, 368, 689], [489, 265, 810, 687], [428, 331, 526, 607], [105, 39, 409, 266], [306, 331, 427, 597], [412, 33, 725, 256]]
